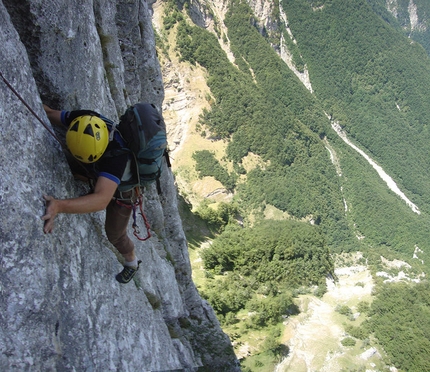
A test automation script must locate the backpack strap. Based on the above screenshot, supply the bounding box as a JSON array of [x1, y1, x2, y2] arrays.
[[156, 178, 162, 195], [164, 148, 171, 168], [108, 121, 118, 142], [155, 149, 170, 195]]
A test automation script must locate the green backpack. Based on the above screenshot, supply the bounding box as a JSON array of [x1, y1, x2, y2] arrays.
[[114, 103, 169, 193]]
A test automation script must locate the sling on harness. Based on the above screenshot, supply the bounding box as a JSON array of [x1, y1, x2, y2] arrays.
[[114, 188, 151, 241]]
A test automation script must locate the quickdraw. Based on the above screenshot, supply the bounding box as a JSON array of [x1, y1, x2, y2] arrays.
[[115, 189, 151, 241]]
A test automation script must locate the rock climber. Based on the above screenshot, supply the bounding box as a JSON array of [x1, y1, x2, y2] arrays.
[[41, 105, 141, 284]]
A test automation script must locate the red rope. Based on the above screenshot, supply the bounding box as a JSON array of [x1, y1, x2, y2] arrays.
[[135, 196, 152, 241], [115, 190, 151, 241]]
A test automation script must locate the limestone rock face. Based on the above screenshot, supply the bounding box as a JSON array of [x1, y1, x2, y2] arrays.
[[0, 1, 238, 370]]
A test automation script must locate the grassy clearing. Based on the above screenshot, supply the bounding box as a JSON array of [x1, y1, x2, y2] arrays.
[[155, 4, 234, 208], [188, 241, 207, 289]]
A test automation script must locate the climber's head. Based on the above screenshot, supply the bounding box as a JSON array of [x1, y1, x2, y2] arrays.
[[66, 115, 109, 163]]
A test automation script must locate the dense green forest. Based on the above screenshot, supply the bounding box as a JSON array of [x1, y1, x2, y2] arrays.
[[193, 150, 236, 191], [176, 1, 359, 252], [282, 0, 430, 210], [201, 220, 331, 321], [367, 283, 430, 371], [160, 0, 430, 369], [175, 0, 430, 257], [369, 0, 430, 56]]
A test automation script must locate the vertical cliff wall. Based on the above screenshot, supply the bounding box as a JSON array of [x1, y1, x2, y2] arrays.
[[0, 0, 238, 370]]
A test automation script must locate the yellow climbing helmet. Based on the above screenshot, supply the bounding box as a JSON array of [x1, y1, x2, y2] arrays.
[[66, 115, 109, 163]]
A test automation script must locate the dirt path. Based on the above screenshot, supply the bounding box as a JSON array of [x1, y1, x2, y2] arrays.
[[276, 261, 377, 372]]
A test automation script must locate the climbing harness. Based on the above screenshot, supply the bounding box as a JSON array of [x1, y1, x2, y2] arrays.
[[0, 70, 64, 146], [115, 187, 151, 241]]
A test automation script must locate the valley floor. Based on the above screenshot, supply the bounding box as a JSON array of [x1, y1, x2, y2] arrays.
[[276, 259, 379, 371]]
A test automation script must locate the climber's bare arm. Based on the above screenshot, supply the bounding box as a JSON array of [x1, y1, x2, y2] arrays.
[[41, 176, 118, 233]]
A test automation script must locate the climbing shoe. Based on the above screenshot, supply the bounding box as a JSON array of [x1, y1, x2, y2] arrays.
[[116, 260, 142, 284]]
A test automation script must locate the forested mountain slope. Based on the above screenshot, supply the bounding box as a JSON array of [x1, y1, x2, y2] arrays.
[[160, 0, 430, 262], [280, 0, 430, 260], [155, 0, 430, 370], [371, 0, 430, 55]]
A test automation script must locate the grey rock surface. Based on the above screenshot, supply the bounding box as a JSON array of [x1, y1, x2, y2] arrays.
[[0, 0, 238, 370]]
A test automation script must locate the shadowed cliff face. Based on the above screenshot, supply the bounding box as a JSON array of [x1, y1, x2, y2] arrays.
[[0, 1, 238, 370]]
